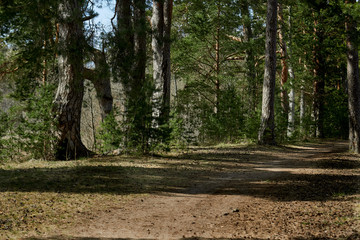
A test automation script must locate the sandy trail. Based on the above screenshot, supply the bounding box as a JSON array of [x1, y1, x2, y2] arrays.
[[40, 141, 359, 239]]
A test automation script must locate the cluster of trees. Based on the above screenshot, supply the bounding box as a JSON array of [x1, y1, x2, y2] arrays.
[[0, 0, 359, 160]]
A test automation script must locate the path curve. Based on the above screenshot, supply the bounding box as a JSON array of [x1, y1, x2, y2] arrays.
[[49, 141, 359, 239]]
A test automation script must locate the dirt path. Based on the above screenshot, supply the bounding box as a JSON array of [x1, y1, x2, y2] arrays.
[[29, 141, 360, 239]]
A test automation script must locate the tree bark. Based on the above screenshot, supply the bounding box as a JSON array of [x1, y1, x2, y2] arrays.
[[287, 66, 295, 137], [214, 1, 221, 114], [112, 0, 148, 150], [151, 0, 173, 125], [277, 4, 289, 115], [116, 0, 134, 89], [131, 0, 149, 151], [241, 3, 256, 114], [151, 0, 165, 126], [133, 0, 147, 90], [258, 0, 277, 145], [312, 17, 325, 138], [162, 0, 173, 119], [346, 0, 360, 153], [300, 59, 307, 134], [55, 0, 90, 160], [286, 6, 295, 138]]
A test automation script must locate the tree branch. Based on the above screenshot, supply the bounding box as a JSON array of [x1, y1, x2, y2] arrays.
[[82, 13, 98, 22], [226, 34, 243, 43]]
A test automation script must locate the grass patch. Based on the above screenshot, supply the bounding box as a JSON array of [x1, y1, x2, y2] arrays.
[[0, 153, 228, 238], [0, 141, 358, 239]]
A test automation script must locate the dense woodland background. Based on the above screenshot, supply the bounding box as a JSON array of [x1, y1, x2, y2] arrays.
[[0, 0, 359, 160]]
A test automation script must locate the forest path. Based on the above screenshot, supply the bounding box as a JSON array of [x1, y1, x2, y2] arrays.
[[41, 141, 359, 239]]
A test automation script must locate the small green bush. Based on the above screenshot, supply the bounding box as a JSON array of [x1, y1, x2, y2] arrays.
[[97, 109, 123, 154], [0, 84, 57, 161]]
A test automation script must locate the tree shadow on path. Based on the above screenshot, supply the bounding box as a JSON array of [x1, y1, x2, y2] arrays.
[[23, 233, 360, 240], [0, 141, 358, 202]]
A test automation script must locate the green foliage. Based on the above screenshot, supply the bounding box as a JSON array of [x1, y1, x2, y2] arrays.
[[0, 0, 356, 158], [0, 84, 57, 161], [97, 109, 123, 154], [20, 84, 57, 160], [171, 0, 266, 145], [243, 106, 261, 140], [202, 87, 245, 143], [122, 89, 155, 154], [97, 88, 156, 155], [274, 102, 289, 143], [168, 111, 189, 149], [0, 0, 58, 100], [172, 84, 246, 145], [169, 90, 202, 147], [323, 89, 349, 139]]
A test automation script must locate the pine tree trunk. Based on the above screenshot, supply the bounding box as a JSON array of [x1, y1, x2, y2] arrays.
[[162, 0, 173, 120], [132, 0, 148, 151], [287, 66, 295, 137], [287, 6, 295, 138], [300, 82, 305, 131], [346, 0, 360, 153], [152, 0, 173, 125], [312, 18, 325, 138], [151, 0, 165, 126], [241, 4, 256, 114], [116, 0, 134, 91], [133, 0, 147, 89], [114, 0, 134, 148], [300, 62, 307, 134], [277, 4, 289, 115], [258, 0, 277, 145], [55, 0, 90, 160], [213, 2, 221, 114]]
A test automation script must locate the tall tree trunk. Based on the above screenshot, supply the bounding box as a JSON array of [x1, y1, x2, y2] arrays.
[[133, 0, 147, 89], [114, 0, 134, 148], [151, 0, 165, 126], [151, 0, 173, 125], [213, 1, 221, 114], [300, 81, 305, 131], [287, 6, 295, 138], [42, 40, 47, 85], [287, 67, 295, 137], [258, 0, 277, 145], [132, 0, 148, 150], [162, 0, 173, 119], [55, 0, 90, 160], [277, 3, 289, 115], [116, 0, 134, 91], [312, 18, 325, 138], [346, 0, 360, 153], [241, 3, 256, 114], [300, 59, 307, 134]]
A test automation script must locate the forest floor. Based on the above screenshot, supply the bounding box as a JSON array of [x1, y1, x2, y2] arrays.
[[0, 140, 359, 240]]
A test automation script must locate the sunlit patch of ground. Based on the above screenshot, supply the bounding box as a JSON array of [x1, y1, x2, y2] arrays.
[[0, 141, 359, 239]]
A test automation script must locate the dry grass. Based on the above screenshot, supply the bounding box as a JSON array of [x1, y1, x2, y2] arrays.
[[0, 141, 359, 239]]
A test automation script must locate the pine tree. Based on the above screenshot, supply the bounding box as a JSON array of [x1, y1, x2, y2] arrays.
[[345, 0, 360, 153], [54, 0, 90, 159], [258, 0, 277, 145], [151, 0, 173, 126], [110, 0, 150, 152]]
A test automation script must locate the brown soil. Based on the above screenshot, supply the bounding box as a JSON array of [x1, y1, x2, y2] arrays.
[[5, 141, 360, 239]]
